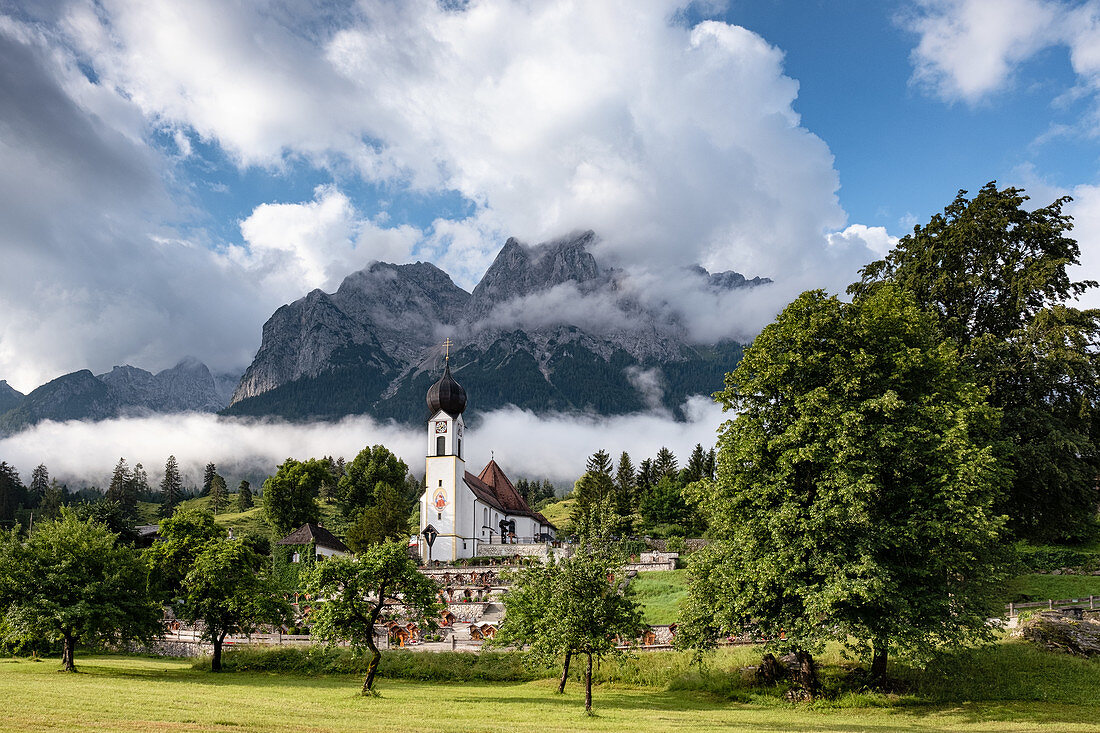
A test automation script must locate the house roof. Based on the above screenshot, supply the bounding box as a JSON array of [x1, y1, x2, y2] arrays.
[[275, 523, 350, 553], [462, 460, 557, 531]]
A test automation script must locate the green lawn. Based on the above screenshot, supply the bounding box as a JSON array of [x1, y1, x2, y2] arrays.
[[632, 569, 688, 625], [539, 498, 574, 533], [0, 651, 1097, 732], [1005, 574, 1100, 604]]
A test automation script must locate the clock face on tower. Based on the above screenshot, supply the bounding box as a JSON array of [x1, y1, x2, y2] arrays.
[[434, 420, 448, 434]]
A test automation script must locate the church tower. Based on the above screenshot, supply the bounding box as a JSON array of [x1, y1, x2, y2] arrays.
[[420, 344, 468, 563]]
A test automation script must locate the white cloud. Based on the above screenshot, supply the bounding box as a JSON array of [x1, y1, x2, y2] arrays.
[[826, 224, 899, 257], [905, 0, 1100, 110], [59, 0, 865, 286], [231, 185, 420, 296], [0, 1, 893, 391], [0, 399, 726, 488]]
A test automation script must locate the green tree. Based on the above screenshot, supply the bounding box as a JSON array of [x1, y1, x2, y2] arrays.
[[28, 464, 49, 507], [176, 538, 290, 671], [585, 449, 613, 477], [262, 458, 331, 536], [0, 462, 25, 526], [639, 475, 701, 537], [38, 480, 66, 520], [235, 481, 253, 512], [614, 452, 637, 515], [209, 474, 228, 515], [653, 447, 678, 479], [202, 463, 217, 497], [493, 549, 642, 713], [159, 455, 184, 518], [303, 540, 440, 694], [71, 498, 137, 543], [336, 446, 408, 520], [851, 182, 1100, 540], [635, 459, 656, 496], [682, 444, 708, 484], [0, 511, 161, 671], [130, 463, 150, 502], [680, 287, 1011, 687], [145, 506, 224, 599], [105, 458, 137, 516], [345, 482, 412, 552]]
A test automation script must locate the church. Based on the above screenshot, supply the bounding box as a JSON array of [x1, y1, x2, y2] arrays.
[[418, 354, 556, 562]]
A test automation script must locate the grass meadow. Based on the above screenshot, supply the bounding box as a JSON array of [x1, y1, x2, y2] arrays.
[[1, 642, 1098, 733]]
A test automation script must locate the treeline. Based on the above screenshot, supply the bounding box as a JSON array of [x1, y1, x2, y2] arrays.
[[568, 444, 716, 539]]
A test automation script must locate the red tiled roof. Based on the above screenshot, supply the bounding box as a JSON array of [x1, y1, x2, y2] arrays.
[[477, 459, 530, 513], [463, 471, 505, 513]]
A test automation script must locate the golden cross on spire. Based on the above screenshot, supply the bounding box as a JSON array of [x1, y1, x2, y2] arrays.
[[442, 337, 453, 361]]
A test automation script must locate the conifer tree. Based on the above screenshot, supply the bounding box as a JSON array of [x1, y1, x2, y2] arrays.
[[29, 464, 49, 506], [106, 458, 137, 516], [636, 459, 656, 496], [585, 449, 613, 477], [201, 463, 217, 497], [159, 455, 184, 518], [235, 481, 253, 512], [209, 474, 228, 515], [653, 447, 678, 479], [683, 444, 708, 484], [130, 463, 150, 502]]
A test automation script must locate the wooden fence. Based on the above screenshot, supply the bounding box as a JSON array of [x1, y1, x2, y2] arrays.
[[1006, 596, 1096, 617]]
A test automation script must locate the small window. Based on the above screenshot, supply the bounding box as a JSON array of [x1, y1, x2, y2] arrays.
[[436, 436, 445, 455], [457, 438, 462, 458], [439, 479, 443, 487], [463, 541, 467, 550], [437, 512, 442, 520], [291, 552, 300, 563]]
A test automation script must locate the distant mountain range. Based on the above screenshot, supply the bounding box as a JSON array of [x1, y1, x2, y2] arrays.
[[1, 231, 768, 434], [0, 358, 237, 436], [223, 231, 766, 424]]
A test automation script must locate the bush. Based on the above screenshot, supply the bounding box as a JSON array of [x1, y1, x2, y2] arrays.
[[210, 646, 549, 682], [1017, 544, 1098, 572]]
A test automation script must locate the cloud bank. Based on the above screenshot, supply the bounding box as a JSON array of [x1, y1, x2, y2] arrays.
[[0, 1, 888, 391], [0, 398, 726, 490]]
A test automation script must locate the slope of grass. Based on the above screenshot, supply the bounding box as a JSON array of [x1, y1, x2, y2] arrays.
[[632, 569, 689, 625], [538, 497, 574, 533], [1005, 574, 1100, 604], [1, 648, 1098, 732]]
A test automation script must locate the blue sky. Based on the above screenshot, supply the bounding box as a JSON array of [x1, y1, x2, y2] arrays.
[[2, 0, 1100, 392]]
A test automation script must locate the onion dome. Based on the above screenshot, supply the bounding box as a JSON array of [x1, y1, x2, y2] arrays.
[[426, 362, 467, 416]]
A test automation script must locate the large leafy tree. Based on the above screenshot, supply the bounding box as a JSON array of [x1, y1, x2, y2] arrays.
[[176, 538, 290, 671], [303, 540, 440, 694], [145, 506, 224, 599], [345, 482, 412, 553], [0, 511, 161, 671], [494, 549, 642, 713], [680, 287, 1011, 686], [850, 183, 1100, 540], [337, 445, 409, 520], [262, 458, 331, 535]]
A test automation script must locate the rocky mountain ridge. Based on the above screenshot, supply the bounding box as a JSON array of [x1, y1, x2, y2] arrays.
[[0, 358, 236, 435], [225, 231, 769, 423]]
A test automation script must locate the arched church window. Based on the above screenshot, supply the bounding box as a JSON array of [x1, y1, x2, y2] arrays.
[[436, 436, 445, 455], [457, 438, 462, 458]]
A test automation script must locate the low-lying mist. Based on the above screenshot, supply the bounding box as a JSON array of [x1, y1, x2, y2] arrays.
[[0, 397, 726, 491]]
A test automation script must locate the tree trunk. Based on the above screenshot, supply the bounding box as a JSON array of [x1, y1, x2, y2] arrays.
[[557, 650, 572, 693], [584, 652, 593, 714], [794, 650, 820, 699], [870, 639, 888, 685], [61, 633, 76, 673], [211, 631, 226, 672], [361, 619, 382, 694]]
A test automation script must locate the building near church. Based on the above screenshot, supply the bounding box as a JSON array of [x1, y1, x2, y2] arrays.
[[418, 358, 556, 562]]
